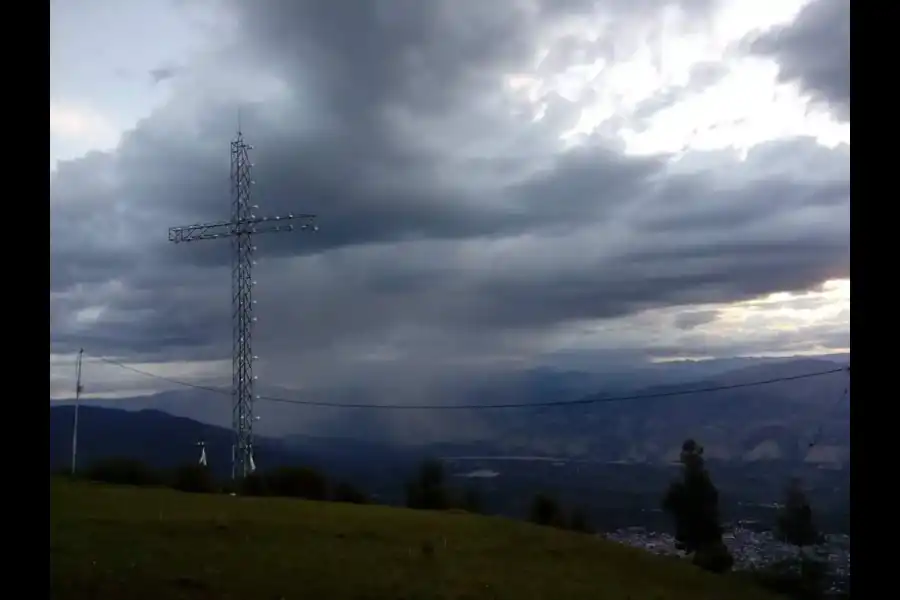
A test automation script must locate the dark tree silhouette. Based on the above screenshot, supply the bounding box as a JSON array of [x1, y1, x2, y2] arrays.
[[568, 507, 592, 534], [529, 493, 563, 527], [333, 481, 369, 504], [776, 477, 828, 595], [460, 486, 483, 514], [240, 471, 269, 496], [266, 466, 329, 500], [777, 478, 823, 550], [405, 459, 449, 510], [662, 439, 733, 573]]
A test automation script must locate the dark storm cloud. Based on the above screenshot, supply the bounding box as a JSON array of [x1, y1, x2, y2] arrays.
[[233, 0, 717, 122], [49, 263, 231, 362], [50, 0, 849, 378], [747, 0, 850, 120], [50, 0, 711, 288]]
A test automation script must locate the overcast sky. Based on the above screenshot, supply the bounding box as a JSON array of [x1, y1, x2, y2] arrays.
[[50, 0, 849, 402]]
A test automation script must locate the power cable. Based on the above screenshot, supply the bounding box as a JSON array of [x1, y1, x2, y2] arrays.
[[90, 356, 226, 394], [806, 377, 850, 450], [83, 354, 849, 412]]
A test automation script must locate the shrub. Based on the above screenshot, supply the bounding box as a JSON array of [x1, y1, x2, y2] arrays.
[[529, 493, 564, 527], [170, 464, 216, 494], [692, 541, 734, 574], [459, 487, 483, 514], [406, 460, 449, 510], [86, 458, 162, 487], [568, 507, 592, 534], [333, 481, 368, 504], [267, 467, 329, 500], [240, 471, 269, 496]]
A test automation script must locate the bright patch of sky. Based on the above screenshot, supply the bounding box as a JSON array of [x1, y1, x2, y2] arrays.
[[505, 0, 848, 156], [558, 278, 849, 359]]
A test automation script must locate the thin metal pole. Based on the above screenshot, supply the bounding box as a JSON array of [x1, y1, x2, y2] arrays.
[[71, 348, 84, 475]]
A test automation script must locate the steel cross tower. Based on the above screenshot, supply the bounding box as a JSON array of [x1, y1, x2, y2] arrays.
[[168, 130, 316, 479]]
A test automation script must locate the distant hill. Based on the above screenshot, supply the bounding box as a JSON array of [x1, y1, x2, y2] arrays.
[[49, 406, 429, 502], [484, 358, 850, 465], [51, 356, 850, 466], [49, 406, 298, 481]]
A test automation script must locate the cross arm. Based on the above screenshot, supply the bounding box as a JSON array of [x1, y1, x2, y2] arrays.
[[168, 214, 317, 243]]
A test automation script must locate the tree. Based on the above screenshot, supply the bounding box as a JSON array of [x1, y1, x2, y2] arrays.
[[405, 459, 449, 510], [776, 478, 826, 594], [529, 493, 563, 527], [777, 478, 823, 551], [662, 439, 733, 573], [459, 486, 483, 514]]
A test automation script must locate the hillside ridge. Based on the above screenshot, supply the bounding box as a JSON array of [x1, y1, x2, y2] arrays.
[[51, 479, 778, 600]]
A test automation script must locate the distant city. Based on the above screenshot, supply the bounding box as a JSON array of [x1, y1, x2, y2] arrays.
[[607, 524, 850, 595]]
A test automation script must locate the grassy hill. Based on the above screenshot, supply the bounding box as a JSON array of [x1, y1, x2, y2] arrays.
[[51, 479, 777, 600]]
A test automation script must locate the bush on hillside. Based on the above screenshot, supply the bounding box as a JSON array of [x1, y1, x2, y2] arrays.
[[170, 464, 216, 494], [568, 507, 592, 534], [333, 481, 369, 504], [86, 458, 162, 487], [240, 471, 270, 496], [457, 486, 483, 514], [529, 493, 564, 527], [266, 466, 329, 500], [235, 467, 334, 500], [406, 459, 450, 510], [405, 461, 491, 514], [692, 540, 734, 574]]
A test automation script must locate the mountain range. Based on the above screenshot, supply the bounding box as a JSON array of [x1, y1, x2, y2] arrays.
[[48, 402, 850, 532], [50, 354, 850, 466], [484, 358, 850, 464]]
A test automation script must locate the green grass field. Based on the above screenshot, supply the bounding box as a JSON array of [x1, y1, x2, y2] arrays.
[[51, 479, 778, 600]]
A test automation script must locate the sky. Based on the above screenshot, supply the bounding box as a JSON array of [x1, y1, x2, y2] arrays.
[[50, 0, 850, 403]]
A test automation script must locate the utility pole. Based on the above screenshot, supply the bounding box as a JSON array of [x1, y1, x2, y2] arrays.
[[168, 127, 317, 479], [70, 348, 84, 475]]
